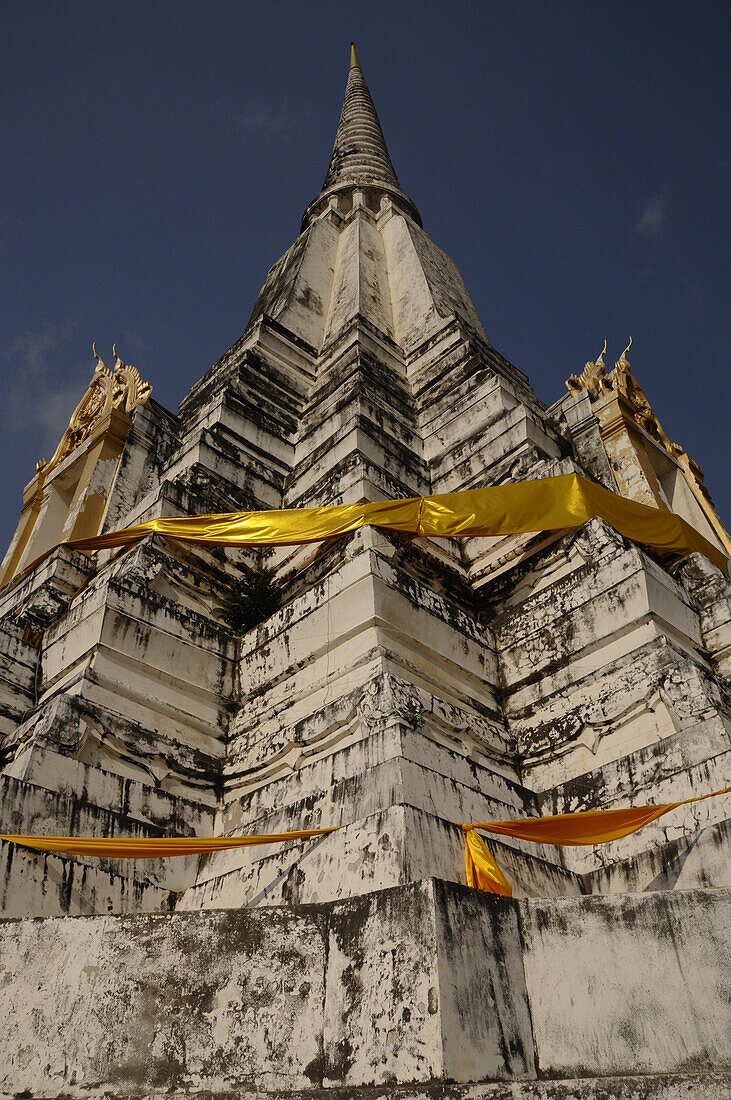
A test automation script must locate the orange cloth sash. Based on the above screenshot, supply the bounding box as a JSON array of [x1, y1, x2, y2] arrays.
[[464, 828, 514, 896], [3, 788, 728, 903], [462, 784, 731, 895], [0, 827, 338, 859]]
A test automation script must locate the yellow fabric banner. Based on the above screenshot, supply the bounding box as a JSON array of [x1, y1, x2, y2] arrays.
[[464, 784, 731, 846], [464, 828, 513, 896], [462, 784, 731, 894], [4, 787, 728, 874], [21, 472, 728, 579], [0, 826, 339, 859]]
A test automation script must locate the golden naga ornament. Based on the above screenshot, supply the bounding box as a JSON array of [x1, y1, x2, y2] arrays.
[[567, 337, 681, 456], [111, 342, 152, 415], [611, 337, 682, 458], [563, 339, 729, 553], [566, 339, 608, 399], [39, 343, 152, 477]]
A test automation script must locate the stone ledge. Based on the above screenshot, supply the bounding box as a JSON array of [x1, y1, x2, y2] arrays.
[[4, 1072, 729, 1099], [0, 881, 728, 1096], [15, 1073, 725, 1100]]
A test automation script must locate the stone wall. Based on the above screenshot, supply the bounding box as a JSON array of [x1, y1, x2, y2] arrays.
[[0, 879, 727, 1097]]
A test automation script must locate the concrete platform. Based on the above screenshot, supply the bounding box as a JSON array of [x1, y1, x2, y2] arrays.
[[1, 879, 728, 1097]]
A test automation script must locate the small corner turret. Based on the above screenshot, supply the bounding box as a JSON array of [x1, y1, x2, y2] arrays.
[[0, 344, 153, 588], [562, 338, 731, 557]]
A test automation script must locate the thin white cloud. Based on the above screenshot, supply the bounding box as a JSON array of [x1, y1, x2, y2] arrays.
[[4, 322, 91, 459], [230, 101, 292, 141], [679, 276, 705, 317], [634, 191, 669, 239], [118, 324, 150, 359]]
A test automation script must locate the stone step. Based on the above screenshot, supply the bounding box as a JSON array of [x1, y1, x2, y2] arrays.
[[21, 1072, 731, 1099], [5, 734, 215, 832], [0, 840, 176, 917], [180, 805, 583, 910], [220, 725, 532, 835]]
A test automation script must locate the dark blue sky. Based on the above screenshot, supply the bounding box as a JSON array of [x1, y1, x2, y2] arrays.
[[1, 1, 728, 550]]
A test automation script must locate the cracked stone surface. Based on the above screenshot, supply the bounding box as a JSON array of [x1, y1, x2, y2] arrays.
[[0, 48, 728, 1098]]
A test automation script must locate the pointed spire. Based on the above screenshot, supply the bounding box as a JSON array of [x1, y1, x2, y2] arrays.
[[321, 42, 400, 193], [301, 44, 421, 231]]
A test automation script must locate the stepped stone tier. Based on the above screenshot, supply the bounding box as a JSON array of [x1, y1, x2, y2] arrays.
[[0, 44, 730, 1099]]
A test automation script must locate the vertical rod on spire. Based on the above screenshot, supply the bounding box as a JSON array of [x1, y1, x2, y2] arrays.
[[350, 42, 360, 70]]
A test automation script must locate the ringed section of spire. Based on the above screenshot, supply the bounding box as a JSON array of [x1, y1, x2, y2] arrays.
[[246, 45, 486, 359], [301, 45, 422, 232]]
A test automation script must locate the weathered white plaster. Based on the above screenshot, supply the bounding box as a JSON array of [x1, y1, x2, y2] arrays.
[[0, 47, 728, 1098], [0, 884, 727, 1096]]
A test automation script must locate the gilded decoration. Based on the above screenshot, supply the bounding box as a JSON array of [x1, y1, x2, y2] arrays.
[[611, 338, 683, 458], [37, 344, 152, 477], [565, 340, 730, 554], [566, 339, 608, 400], [566, 338, 684, 458]]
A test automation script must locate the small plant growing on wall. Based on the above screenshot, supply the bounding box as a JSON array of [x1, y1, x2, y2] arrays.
[[222, 563, 280, 633]]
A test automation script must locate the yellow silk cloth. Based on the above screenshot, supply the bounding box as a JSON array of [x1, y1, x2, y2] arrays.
[[4, 787, 728, 867], [464, 829, 514, 896], [462, 784, 731, 895], [0, 826, 338, 859], [24, 472, 728, 576], [2, 787, 729, 901]]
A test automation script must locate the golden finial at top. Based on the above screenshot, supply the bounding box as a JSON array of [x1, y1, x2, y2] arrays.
[[350, 42, 361, 70], [92, 340, 108, 373], [618, 336, 632, 366], [596, 338, 607, 368]]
